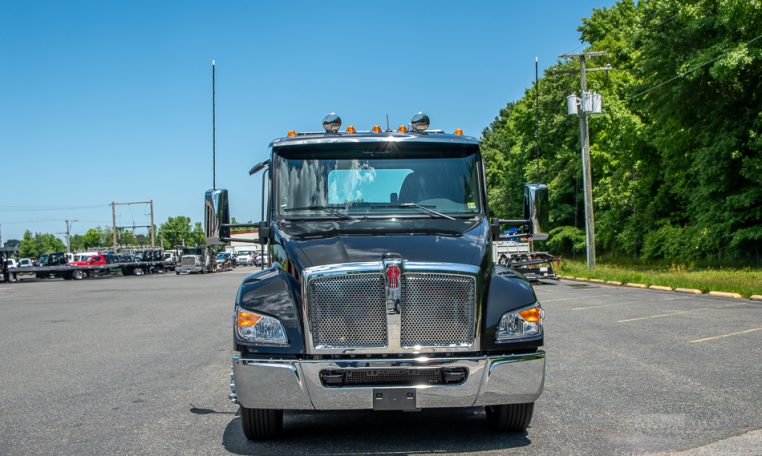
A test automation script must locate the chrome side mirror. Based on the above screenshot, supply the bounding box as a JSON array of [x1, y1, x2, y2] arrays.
[[524, 184, 549, 241], [204, 189, 230, 245]]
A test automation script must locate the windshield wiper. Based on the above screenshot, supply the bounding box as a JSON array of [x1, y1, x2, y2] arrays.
[[393, 203, 457, 220], [283, 205, 357, 220]]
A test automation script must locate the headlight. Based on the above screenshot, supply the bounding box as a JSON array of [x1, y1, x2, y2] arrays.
[[235, 307, 288, 345], [496, 303, 544, 341]]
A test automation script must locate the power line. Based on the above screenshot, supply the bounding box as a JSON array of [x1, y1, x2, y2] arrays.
[[0, 204, 109, 212], [628, 31, 762, 101]]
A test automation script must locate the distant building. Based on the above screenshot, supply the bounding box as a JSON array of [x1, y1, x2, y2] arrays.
[[227, 230, 265, 255]]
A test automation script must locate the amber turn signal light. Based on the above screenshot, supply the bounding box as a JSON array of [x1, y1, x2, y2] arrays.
[[287, 130, 297, 137], [518, 306, 542, 323], [237, 309, 263, 327], [454, 128, 463, 136]]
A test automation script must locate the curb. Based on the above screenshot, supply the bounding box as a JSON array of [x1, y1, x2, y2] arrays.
[[675, 288, 702, 295], [649, 285, 673, 292], [557, 277, 756, 301], [708, 291, 742, 299]]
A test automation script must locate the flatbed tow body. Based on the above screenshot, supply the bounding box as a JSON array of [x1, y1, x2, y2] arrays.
[[3, 261, 167, 282]]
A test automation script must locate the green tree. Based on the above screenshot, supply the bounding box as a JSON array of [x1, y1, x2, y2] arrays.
[[18, 230, 67, 258], [158, 216, 195, 249], [481, 0, 762, 264], [82, 228, 102, 249]]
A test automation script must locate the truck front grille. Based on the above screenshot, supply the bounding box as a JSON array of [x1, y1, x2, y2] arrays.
[[181, 257, 197, 267], [307, 273, 387, 349], [305, 268, 477, 352], [400, 273, 476, 348]]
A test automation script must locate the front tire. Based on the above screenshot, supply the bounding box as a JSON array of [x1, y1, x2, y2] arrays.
[[240, 406, 283, 440], [485, 403, 534, 432]]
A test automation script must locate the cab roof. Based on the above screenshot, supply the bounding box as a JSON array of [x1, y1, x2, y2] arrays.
[[270, 131, 479, 148]]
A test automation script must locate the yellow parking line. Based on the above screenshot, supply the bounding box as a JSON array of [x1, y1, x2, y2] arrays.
[[689, 327, 762, 344]]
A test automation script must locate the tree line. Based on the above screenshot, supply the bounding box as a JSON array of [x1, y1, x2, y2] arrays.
[[482, 0, 761, 264]]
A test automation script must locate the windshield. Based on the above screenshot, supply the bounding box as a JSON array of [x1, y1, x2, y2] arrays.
[[276, 146, 482, 219]]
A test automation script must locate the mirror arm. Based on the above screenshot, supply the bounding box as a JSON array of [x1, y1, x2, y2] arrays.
[[219, 237, 263, 244], [222, 223, 260, 228]]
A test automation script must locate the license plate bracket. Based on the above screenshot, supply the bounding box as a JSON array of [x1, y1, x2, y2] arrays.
[[372, 388, 417, 410]]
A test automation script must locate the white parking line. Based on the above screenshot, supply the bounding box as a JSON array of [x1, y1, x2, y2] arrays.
[[617, 308, 711, 323], [573, 303, 625, 311], [689, 327, 762, 344]]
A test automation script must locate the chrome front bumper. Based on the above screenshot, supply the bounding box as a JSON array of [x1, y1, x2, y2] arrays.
[[230, 351, 545, 410]]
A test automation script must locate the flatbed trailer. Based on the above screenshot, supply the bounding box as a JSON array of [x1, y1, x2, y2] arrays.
[[3, 260, 167, 282]]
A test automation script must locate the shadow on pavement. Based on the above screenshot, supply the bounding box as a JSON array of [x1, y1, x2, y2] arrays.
[[221, 407, 532, 455]]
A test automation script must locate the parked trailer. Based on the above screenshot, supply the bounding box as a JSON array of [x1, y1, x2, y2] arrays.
[[2, 260, 167, 282]]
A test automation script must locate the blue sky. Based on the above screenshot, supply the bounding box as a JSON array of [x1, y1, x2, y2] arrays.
[[0, 0, 615, 242]]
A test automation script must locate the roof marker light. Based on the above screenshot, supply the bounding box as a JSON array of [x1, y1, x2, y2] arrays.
[[345, 125, 356, 134], [322, 113, 342, 133], [287, 130, 297, 137], [411, 112, 430, 132], [454, 128, 463, 136], [371, 125, 382, 133], [397, 125, 408, 133]]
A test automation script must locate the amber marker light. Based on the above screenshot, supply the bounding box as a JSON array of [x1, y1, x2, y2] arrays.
[[518, 306, 542, 323], [237, 309, 263, 327], [287, 130, 297, 137], [371, 125, 382, 133], [397, 125, 408, 133], [454, 128, 463, 136], [346, 125, 356, 134]]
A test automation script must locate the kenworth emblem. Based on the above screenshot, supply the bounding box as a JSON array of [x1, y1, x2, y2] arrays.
[[383, 255, 402, 315]]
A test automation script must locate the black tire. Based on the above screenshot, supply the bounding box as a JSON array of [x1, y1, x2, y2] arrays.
[[240, 406, 283, 440], [498, 255, 509, 266], [485, 403, 534, 432], [72, 270, 86, 280], [134, 267, 144, 276], [176, 271, 180, 275]]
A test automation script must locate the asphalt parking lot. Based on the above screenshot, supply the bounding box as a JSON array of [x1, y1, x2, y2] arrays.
[[1, 271, 760, 455]]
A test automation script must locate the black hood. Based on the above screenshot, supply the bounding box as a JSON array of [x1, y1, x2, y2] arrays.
[[279, 218, 490, 271]]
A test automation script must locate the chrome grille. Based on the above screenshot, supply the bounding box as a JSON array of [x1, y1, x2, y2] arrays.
[[307, 273, 387, 349], [181, 256, 197, 267], [400, 273, 476, 348]]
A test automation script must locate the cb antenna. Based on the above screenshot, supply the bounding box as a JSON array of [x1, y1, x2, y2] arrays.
[[385, 114, 391, 132], [534, 57, 541, 182], [212, 59, 216, 189]]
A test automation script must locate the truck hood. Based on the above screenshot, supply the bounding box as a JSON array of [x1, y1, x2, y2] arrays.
[[280, 218, 490, 271]]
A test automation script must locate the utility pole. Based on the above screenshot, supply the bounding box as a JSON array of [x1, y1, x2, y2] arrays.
[[111, 200, 156, 249], [149, 199, 155, 246], [111, 202, 117, 250], [64, 219, 78, 252], [557, 51, 610, 270]]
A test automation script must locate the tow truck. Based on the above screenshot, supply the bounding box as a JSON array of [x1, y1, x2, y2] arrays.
[[204, 113, 548, 439], [2, 250, 167, 282]]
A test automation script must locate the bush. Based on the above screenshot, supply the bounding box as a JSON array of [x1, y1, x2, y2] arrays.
[[546, 226, 586, 257]]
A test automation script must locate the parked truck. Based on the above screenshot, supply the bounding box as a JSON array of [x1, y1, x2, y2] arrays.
[[175, 246, 213, 274], [204, 113, 547, 440]]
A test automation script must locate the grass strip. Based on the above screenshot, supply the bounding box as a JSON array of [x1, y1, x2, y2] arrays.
[[558, 260, 762, 298]]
